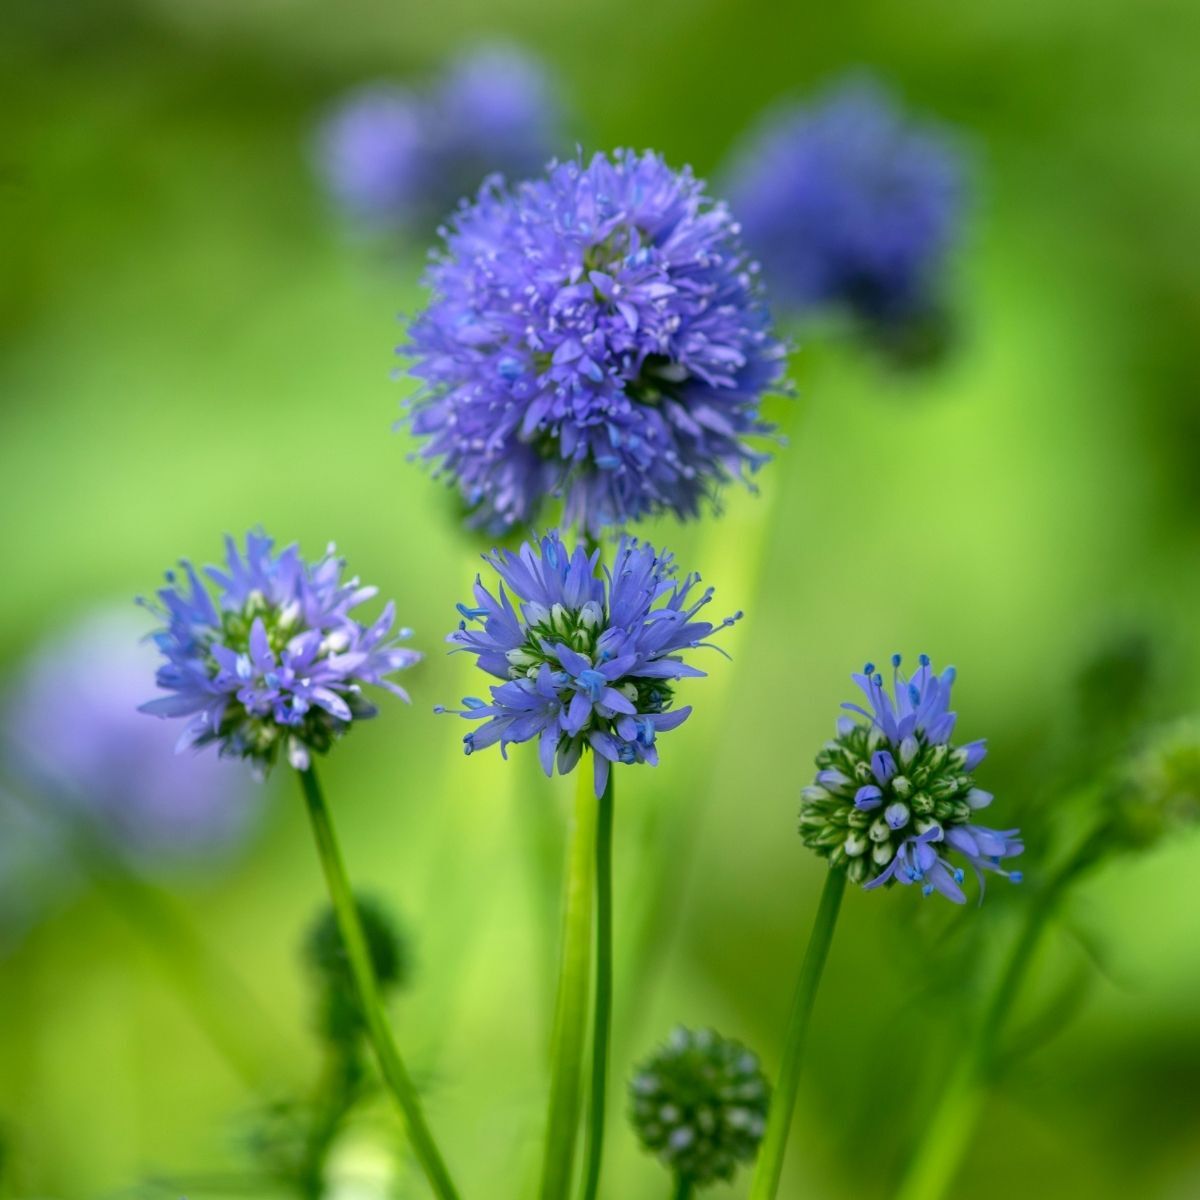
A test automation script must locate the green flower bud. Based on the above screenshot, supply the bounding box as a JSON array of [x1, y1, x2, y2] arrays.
[[304, 893, 411, 1046], [629, 1026, 769, 1188]]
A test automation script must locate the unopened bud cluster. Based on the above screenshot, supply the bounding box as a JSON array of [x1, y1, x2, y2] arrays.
[[629, 1026, 769, 1186], [802, 719, 985, 885]]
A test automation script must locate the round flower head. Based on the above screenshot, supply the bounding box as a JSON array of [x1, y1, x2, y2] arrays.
[[316, 84, 432, 226], [440, 533, 740, 795], [3, 608, 258, 862], [316, 44, 560, 232], [139, 531, 419, 776], [404, 149, 786, 534], [800, 655, 1022, 903], [725, 76, 965, 330], [629, 1026, 769, 1187], [425, 44, 562, 204]]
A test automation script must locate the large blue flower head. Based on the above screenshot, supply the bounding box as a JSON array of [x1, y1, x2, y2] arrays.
[[440, 533, 740, 795], [800, 656, 1022, 903], [139, 532, 419, 776], [316, 44, 561, 232], [404, 149, 787, 534], [725, 77, 965, 330]]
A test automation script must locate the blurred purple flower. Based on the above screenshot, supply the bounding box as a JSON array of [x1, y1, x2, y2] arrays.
[[800, 654, 1022, 903], [4, 609, 258, 860], [726, 76, 966, 329], [440, 532, 739, 795], [404, 149, 786, 533], [316, 43, 562, 231], [140, 531, 419, 775], [316, 84, 432, 225]]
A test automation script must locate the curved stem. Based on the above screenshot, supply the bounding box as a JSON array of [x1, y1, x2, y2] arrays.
[[580, 775, 615, 1200], [748, 867, 846, 1200], [298, 766, 460, 1200], [538, 768, 599, 1200], [894, 842, 1099, 1200], [671, 1174, 694, 1200]]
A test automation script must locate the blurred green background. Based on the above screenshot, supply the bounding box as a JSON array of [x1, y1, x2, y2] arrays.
[[3, 0, 1200, 1197]]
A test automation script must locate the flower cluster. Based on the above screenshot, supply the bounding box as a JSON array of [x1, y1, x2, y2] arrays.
[[3, 608, 257, 861], [800, 655, 1022, 903], [404, 149, 786, 534], [316, 44, 561, 230], [1110, 717, 1200, 852], [139, 532, 419, 775], [726, 77, 964, 331], [440, 533, 739, 795], [629, 1026, 769, 1187]]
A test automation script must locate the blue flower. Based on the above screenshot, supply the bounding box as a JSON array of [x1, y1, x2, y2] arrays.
[[441, 533, 739, 795], [316, 44, 561, 231], [800, 655, 1022, 903], [139, 532, 419, 775], [426, 44, 562, 197], [316, 84, 432, 227], [404, 149, 787, 534], [725, 76, 965, 330], [3, 608, 259, 862]]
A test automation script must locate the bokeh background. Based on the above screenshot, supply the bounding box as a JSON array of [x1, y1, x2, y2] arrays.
[[3, 0, 1200, 1197]]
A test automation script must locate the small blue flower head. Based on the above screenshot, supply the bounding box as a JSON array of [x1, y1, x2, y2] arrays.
[[404, 149, 787, 534], [316, 44, 561, 231], [139, 531, 420, 776], [629, 1026, 770, 1187], [726, 76, 965, 332], [316, 83, 432, 226], [441, 533, 740, 795], [799, 655, 1022, 903]]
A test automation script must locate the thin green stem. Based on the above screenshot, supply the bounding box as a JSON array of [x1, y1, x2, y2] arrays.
[[580, 774, 615, 1200], [298, 766, 460, 1200], [894, 840, 1101, 1200], [748, 867, 846, 1200], [671, 1174, 694, 1200], [538, 768, 599, 1200]]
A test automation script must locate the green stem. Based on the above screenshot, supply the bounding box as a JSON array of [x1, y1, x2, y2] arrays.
[[298, 766, 460, 1200], [671, 1174, 694, 1200], [297, 1049, 361, 1200], [580, 775, 615, 1200], [538, 768, 599, 1200], [748, 867, 846, 1200], [894, 843, 1098, 1200]]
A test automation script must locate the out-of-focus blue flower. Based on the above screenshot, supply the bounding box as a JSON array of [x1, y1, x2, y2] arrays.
[[440, 533, 739, 795], [316, 84, 432, 226], [404, 149, 786, 534], [800, 655, 1022, 903], [3, 609, 258, 861], [426, 44, 561, 202], [726, 77, 965, 329], [140, 531, 419, 775], [315, 44, 561, 232]]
